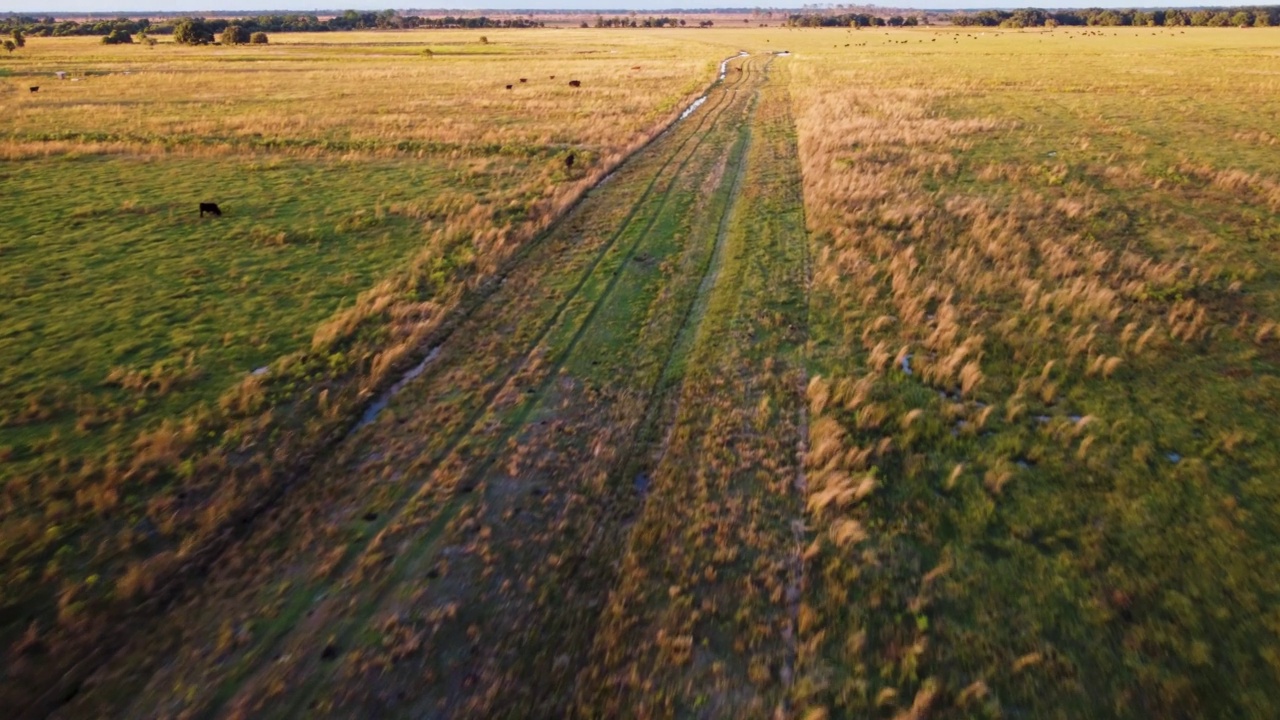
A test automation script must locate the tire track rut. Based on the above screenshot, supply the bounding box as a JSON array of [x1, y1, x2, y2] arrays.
[[57, 53, 769, 720], [268, 53, 772, 719], [207, 54, 766, 718]]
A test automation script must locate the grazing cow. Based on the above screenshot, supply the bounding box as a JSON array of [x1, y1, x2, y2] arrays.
[[549, 75, 555, 79], [55, 71, 67, 80], [505, 84, 513, 90], [631, 66, 641, 70], [29, 86, 39, 93], [565, 153, 575, 170], [568, 80, 581, 88], [519, 78, 527, 83], [199, 202, 222, 218]]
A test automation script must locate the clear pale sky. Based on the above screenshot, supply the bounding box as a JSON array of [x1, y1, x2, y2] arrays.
[[1, 1, 1243, 16]]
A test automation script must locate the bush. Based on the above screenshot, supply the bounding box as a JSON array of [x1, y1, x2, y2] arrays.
[[173, 19, 213, 45], [220, 25, 251, 45], [102, 29, 134, 45], [249, 31, 268, 44]]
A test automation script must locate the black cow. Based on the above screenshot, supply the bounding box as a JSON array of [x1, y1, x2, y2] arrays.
[[199, 202, 222, 218], [519, 78, 527, 83], [568, 80, 581, 88], [505, 84, 513, 90], [565, 153, 575, 171], [29, 86, 39, 93]]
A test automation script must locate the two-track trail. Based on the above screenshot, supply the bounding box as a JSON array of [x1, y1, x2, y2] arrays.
[[57, 53, 810, 720], [575, 58, 810, 718]]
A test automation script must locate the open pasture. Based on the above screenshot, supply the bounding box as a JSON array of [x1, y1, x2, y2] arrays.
[[785, 25, 1280, 719], [0, 28, 729, 705], [2, 23, 1279, 720]]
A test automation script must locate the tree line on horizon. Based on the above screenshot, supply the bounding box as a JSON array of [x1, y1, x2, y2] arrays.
[[787, 13, 922, 27], [0, 11, 542, 40], [785, 6, 1278, 28], [948, 6, 1278, 27], [5, 6, 1280, 40], [590, 15, 717, 27]]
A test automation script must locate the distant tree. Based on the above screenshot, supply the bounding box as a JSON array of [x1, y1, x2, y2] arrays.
[[249, 31, 269, 44], [11, 29, 25, 48], [220, 25, 250, 45], [376, 9, 399, 29], [1093, 10, 1124, 26], [3, 39, 15, 54], [173, 19, 213, 45], [1257, 10, 1273, 27], [102, 29, 133, 44], [479, 35, 488, 44]]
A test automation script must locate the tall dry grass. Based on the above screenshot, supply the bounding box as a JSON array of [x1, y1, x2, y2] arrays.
[[785, 26, 1280, 719]]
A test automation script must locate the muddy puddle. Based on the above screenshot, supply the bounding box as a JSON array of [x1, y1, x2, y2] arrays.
[[350, 346, 441, 433]]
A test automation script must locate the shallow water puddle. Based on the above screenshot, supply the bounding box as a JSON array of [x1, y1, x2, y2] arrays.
[[352, 346, 441, 432]]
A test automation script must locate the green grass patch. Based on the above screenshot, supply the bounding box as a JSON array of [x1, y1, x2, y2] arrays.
[[0, 153, 451, 471]]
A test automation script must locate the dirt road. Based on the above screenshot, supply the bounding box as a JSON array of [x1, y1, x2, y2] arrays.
[[58, 52, 810, 720]]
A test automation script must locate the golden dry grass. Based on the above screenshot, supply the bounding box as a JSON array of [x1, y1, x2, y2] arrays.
[[784, 25, 1280, 720]]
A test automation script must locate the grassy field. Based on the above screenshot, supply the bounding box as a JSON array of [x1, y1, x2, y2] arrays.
[[0, 29, 731, 710], [787, 25, 1280, 720], [3, 24, 1280, 719]]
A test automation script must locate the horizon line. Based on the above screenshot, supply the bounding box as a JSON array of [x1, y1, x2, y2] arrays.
[[5, 4, 1279, 13]]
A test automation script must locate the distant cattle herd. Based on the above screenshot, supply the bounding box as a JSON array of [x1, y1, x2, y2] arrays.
[[506, 78, 580, 90], [26, 70, 587, 218]]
